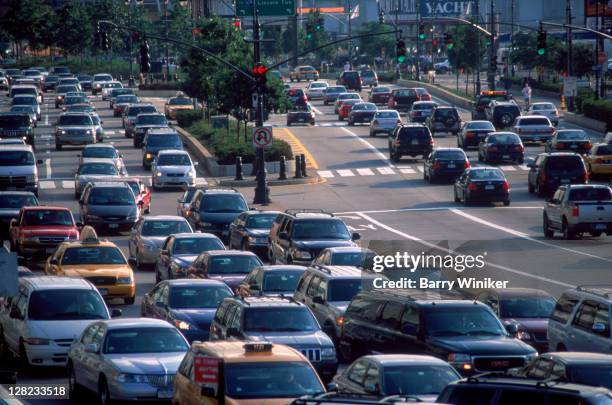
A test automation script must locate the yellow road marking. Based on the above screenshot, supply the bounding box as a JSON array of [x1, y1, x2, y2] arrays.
[[275, 127, 319, 170]]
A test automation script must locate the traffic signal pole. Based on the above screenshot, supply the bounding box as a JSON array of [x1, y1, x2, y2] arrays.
[[488, 0, 496, 91]]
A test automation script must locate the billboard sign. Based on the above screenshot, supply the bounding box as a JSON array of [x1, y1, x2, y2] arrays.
[[585, 0, 612, 17], [420, 0, 475, 17]]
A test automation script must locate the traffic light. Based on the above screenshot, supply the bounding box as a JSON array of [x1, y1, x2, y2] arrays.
[[396, 39, 407, 63], [490, 53, 497, 71], [315, 17, 323, 31], [306, 22, 313, 40], [378, 10, 385, 24], [252, 64, 267, 93], [101, 32, 110, 51], [139, 39, 150, 73], [537, 29, 547, 55], [233, 17, 241, 30], [418, 24, 426, 40], [444, 32, 454, 50]]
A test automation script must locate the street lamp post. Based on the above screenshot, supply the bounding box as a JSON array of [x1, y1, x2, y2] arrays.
[[125, 0, 134, 82], [475, 0, 481, 93]]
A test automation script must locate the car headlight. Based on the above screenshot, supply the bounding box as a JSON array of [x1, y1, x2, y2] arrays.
[[517, 330, 532, 341], [23, 337, 51, 345], [156, 171, 163, 177], [59, 130, 66, 135], [115, 374, 149, 383], [293, 250, 312, 260], [187, 170, 195, 177], [525, 353, 538, 364], [117, 276, 133, 284], [174, 320, 193, 330], [321, 347, 336, 359], [146, 153, 152, 159], [86, 130, 92, 134], [95, 83, 102, 88]]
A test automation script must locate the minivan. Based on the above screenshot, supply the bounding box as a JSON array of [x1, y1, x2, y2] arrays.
[[0, 145, 42, 196]]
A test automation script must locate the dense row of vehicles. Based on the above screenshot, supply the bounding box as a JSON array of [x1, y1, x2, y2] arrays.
[[0, 66, 611, 405]]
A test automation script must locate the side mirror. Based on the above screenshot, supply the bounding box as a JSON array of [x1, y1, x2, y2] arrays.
[[226, 327, 240, 337], [49, 258, 59, 266], [9, 218, 17, 228], [201, 386, 216, 397], [505, 323, 519, 335], [364, 383, 379, 394], [84, 343, 99, 353], [312, 296, 325, 305], [160, 249, 169, 256], [278, 232, 289, 240], [351, 232, 361, 241], [111, 309, 122, 318], [327, 382, 338, 392], [593, 322, 607, 334]]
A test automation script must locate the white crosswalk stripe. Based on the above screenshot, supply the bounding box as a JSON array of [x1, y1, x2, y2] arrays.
[[317, 170, 335, 178], [416, 166, 425, 173], [314, 163, 529, 179], [499, 165, 517, 171], [376, 167, 395, 175], [356, 168, 375, 176], [62, 181, 74, 189], [337, 169, 355, 177], [399, 167, 416, 174]]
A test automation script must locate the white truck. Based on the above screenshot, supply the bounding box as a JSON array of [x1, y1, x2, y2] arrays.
[[543, 184, 612, 239]]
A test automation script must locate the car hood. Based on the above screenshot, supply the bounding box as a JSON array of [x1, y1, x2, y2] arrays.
[[86, 204, 138, 217], [29, 319, 105, 341], [57, 125, 93, 130], [246, 331, 333, 347], [106, 352, 185, 375], [142, 236, 167, 248], [157, 166, 192, 174], [208, 274, 248, 289], [173, 254, 198, 266], [293, 240, 356, 250], [77, 174, 122, 183], [246, 229, 270, 237], [502, 318, 549, 333], [172, 308, 216, 325], [19, 226, 77, 236], [428, 335, 536, 355], [63, 265, 131, 278], [0, 166, 36, 176], [200, 212, 243, 224]]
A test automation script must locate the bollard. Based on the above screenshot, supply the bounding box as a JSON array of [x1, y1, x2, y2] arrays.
[[235, 156, 244, 181], [300, 154, 308, 177], [278, 156, 287, 180], [294, 155, 303, 178]]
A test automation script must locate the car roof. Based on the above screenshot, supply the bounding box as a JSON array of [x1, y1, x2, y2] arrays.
[[466, 120, 494, 125], [83, 144, 116, 149], [232, 295, 305, 307], [517, 115, 552, 120], [79, 158, 116, 165], [147, 128, 178, 134], [88, 182, 131, 189], [157, 149, 188, 156], [21, 276, 95, 291], [141, 215, 187, 221], [0, 144, 33, 152], [375, 109, 398, 114], [192, 341, 306, 363], [257, 265, 307, 272], [363, 354, 452, 367], [101, 318, 177, 330], [325, 247, 376, 254], [0, 190, 36, 196], [309, 265, 378, 279], [571, 285, 612, 301], [480, 287, 554, 298], [21, 205, 69, 211], [166, 279, 229, 288], [543, 352, 612, 365], [449, 376, 611, 394], [172, 232, 220, 239], [243, 210, 281, 216], [363, 288, 468, 302], [205, 250, 257, 257]]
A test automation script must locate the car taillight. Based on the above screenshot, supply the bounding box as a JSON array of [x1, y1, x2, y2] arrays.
[[466, 131, 475, 138], [584, 171, 589, 182], [468, 183, 478, 190], [503, 181, 510, 191], [540, 171, 546, 182], [432, 161, 441, 170], [464, 160, 471, 169], [549, 127, 554, 133], [586, 141, 592, 149], [489, 146, 498, 152], [514, 145, 524, 152], [392, 100, 397, 107], [557, 142, 565, 148], [430, 138, 435, 145], [301, 96, 307, 102], [397, 119, 402, 124], [572, 205, 580, 217]]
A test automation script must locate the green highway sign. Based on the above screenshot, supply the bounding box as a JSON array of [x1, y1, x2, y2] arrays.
[[236, 0, 296, 17]]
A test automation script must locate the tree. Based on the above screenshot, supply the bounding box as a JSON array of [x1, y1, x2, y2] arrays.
[[301, 10, 332, 63], [4, 0, 56, 58], [55, 1, 93, 61], [571, 44, 595, 78], [447, 24, 485, 73], [358, 22, 395, 64]]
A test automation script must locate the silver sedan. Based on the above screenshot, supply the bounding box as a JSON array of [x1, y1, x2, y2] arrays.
[[67, 318, 189, 404], [128, 215, 193, 269]]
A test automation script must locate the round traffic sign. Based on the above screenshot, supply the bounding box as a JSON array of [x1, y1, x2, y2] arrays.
[[252, 126, 273, 148]]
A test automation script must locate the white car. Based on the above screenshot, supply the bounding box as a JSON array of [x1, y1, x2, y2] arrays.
[[91, 73, 113, 95], [527, 102, 560, 126], [78, 144, 126, 175], [369, 109, 401, 137], [101, 81, 124, 100], [0, 276, 118, 367], [512, 115, 555, 144], [152, 149, 197, 189], [306, 81, 329, 99]]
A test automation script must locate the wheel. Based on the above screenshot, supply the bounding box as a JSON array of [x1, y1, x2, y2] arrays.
[[124, 296, 135, 305], [19, 342, 29, 371], [543, 214, 554, 238], [390, 152, 399, 163], [503, 200, 510, 206], [98, 377, 112, 405], [500, 113, 513, 127], [68, 362, 83, 398], [562, 220, 575, 240]]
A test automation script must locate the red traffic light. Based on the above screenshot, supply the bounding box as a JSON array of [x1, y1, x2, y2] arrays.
[[233, 18, 241, 29], [252, 65, 267, 76]]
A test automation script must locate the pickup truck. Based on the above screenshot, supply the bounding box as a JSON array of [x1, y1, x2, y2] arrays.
[[9, 206, 80, 258], [543, 184, 612, 240], [289, 66, 319, 82]]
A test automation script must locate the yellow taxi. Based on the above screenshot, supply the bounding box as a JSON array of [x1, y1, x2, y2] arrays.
[[173, 341, 326, 405], [164, 92, 196, 119], [585, 143, 612, 176], [44, 226, 136, 304]]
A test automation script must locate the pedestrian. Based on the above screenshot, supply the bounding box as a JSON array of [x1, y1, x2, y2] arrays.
[[521, 82, 532, 111], [343, 61, 351, 72]]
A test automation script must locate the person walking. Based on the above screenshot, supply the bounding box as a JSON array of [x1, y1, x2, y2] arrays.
[[343, 61, 351, 72], [522, 82, 532, 111]]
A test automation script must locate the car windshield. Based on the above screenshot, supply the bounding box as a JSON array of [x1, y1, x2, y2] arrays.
[[23, 210, 72, 226], [435, 150, 466, 160], [340, 94, 360, 100], [399, 128, 430, 140], [425, 307, 505, 337], [519, 118, 550, 126], [244, 307, 319, 332], [326, 86, 345, 93], [327, 279, 365, 302], [147, 135, 181, 148], [208, 255, 262, 275], [0, 151, 35, 166], [394, 90, 416, 97], [546, 156, 583, 171], [169, 286, 232, 309], [467, 122, 495, 130], [568, 187, 612, 201], [83, 148, 116, 159], [111, 89, 132, 97], [11, 89, 36, 96], [413, 103, 436, 111], [292, 219, 351, 240], [0, 194, 38, 208], [246, 214, 277, 229], [310, 83, 326, 88], [59, 115, 92, 126], [376, 111, 399, 119], [595, 145, 612, 155], [94, 75, 112, 81], [157, 154, 191, 166], [373, 87, 390, 93], [354, 104, 376, 111], [88, 187, 135, 205], [489, 134, 521, 144], [383, 365, 460, 396], [200, 194, 248, 213], [45, 76, 59, 83], [570, 366, 612, 390], [434, 109, 458, 118], [499, 297, 556, 318], [10, 106, 35, 113], [331, 252, 376, 267], [77, 75, 92, 81], [116, 96, 138, 104], [360, 70, 375, 77], [166, 97, 192, 107], [12, 97, 36, 105], [557, 131, 588, 140], [61, 246, 127, 265], [141, 220, 191, 236], [0, 115, 30, 127], [532, 103, 555, 110], [28, 290, 108, 320], [103, 327, 188, 354], [173, 237, 224, 255], [78, 163, 118, 175], [137, 115, 166, 125], [64, 96, 87, 105], [262, 271, 304, 292], [57, 86, 78, 94], [129, 106, 156, 117], [224, 362, 323, 399], [469, 170, 505, 180]]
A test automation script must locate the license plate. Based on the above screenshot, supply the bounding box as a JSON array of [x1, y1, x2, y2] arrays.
[[158, 389, 173, 399], [570, 144, 577, 148], [447, 164, 456, 168], [485, 185, 495, 190], [298, 118, 304, 122], [108, 223, 119, 229], [46, 248, 56, 254], [502, 155, 510, 159], [595, 224, 606, 230], [412, 140, 419, 145], [561, 179, 570, 184], [98, 288, 108, 296]]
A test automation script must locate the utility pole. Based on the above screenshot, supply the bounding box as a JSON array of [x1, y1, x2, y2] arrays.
[[252, 0, 270, 205], [488, 0, 496, 90], [475, 0, 481, 93], [416, 4, 420, 81], [291, 15, 298, 69], [594, 0, 600, 99], [164, 0, 170, 82], [566, 0, 572, 77], [348, 0, 352, 65], [126, 0, 133, 83], [598, 0, 605, 98], [510, 0, 515, 77]]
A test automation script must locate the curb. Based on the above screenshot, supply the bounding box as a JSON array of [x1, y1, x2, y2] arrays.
[[563, 112, 607, 133], [217, 175, 325, 187]]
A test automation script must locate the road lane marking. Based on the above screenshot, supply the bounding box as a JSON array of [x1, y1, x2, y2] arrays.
[[340, 127, 394, 168], [500, 165, 517, 171], [317, 170, 334, 178], [356, 168, 375, 176], [335, 206, 543, 215], [62, 181, 74, 189], [39, 181, 54, 189], [45, 159, 51, 179], [399, 167, 416, 174], [337, 169, 355, 177], [416, 166, 424, 173], [311, 106, 323, 115], [449, 208, 612, 264], [280, 128, 319, 169], [376, 167, 395, 175], [355, 212, 575, 288], [44, 114, 49, 126]]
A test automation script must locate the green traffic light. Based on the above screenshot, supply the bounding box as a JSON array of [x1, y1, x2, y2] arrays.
[[447, 43, 454, 50], [537, 48, 545, 55], [398, 55, 406, 63], [307, 33, 312, 40], [418, 34, 425, 40]]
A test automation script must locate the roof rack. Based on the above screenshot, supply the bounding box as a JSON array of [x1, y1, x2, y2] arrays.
[[285, 209, 333, 216], [576, 285, 612, 299]]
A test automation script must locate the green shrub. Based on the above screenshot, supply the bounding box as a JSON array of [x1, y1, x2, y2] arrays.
[[574, 88, 594, 114], [138, 82, 182, 91], [176, 110, 204, 128], [582, 98, 612, 131]]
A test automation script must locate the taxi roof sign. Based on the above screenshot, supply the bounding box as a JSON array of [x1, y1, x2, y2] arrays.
[[244, 343, 273, 353], [481, 90, 508, 96], [80, 225, 99, 244]]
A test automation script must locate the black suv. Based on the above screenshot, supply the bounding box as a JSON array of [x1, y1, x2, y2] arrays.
[[209, 296, 338, 382], [268, 209, 359, 266], [437, 375, 612, 405], [337, 71, 362, 91], [185, 188, 249, 241], [486, 100, 522, 129], [339, 289, 537, 374], [0, 113, 35, 146], [426, 106, 461, 135], [527, 153, 588, 197], [293, 265, 381, 345], [471, 90, 513, 120], [388, 123, 434, 162]]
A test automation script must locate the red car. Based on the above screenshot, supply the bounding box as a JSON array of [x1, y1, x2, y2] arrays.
[[338, 99, 360, 120], [415, 87, 432, 101], [9, 206, 80, 258], [125, 178, 151, 215]]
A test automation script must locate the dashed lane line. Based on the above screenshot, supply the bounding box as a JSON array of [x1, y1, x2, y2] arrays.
[[340, 127, 394, 168], [45, 159, 51, 179]]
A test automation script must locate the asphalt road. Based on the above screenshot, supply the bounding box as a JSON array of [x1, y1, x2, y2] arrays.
[[1, 80, 610, 404]]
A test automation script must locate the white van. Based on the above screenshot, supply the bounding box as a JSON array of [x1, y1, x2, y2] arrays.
[[0, 145, 42, 196]]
